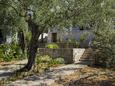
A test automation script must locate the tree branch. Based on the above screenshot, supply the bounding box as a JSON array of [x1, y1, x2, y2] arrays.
[[0, 2, 25, 17]]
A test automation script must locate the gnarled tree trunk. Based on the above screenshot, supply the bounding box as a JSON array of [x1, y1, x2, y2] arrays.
[[19, 20, 41, 71]]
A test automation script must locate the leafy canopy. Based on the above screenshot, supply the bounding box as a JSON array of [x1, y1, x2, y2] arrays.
[[0, 0, 113, 31]]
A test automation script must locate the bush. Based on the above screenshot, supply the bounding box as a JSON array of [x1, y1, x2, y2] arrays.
[[68, 38, 76, 43], [36, 55, 52, 64], [93, 29, 115, 68], [0, 43, 24, 62], [55, 58, 65, 64], [68, 39, 80, 47], [45, 43, 59, 49], [80, 33, 88, 42], [48, 58, 65, 66], [35, 55, 65, 71]]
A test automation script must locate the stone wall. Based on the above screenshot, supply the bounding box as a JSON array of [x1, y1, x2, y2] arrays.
[[38, 48, 85, 64], [38, 43, 78, 48]]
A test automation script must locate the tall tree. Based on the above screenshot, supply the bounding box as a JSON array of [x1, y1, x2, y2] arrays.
[[0, 0, 113, 71]]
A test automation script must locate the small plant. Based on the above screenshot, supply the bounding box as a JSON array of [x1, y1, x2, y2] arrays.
[[0, 43, 24, 62], [45, 43, 59, 49], [35, 55, 65, 72], [48, 58, 65, 67], [67, 39, 80, 48], [68, 38, 76, 43], [36, 55, 52, 64], [55, 58, 65, 64], [80, 33, 88, 43]]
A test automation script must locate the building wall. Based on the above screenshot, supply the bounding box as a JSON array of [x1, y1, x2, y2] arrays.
[[47, 28, 94, 47]]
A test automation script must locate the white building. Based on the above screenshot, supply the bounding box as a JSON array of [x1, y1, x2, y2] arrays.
[[47, 27, 94, 47]]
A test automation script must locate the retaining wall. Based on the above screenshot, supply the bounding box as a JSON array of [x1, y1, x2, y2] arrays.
[[38, 48, 85, 64]]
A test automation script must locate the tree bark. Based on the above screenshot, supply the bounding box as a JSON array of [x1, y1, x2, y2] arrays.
[[18, 20, 41, 71], [41, 33, 44, 43], [23, 35, 39, 71]]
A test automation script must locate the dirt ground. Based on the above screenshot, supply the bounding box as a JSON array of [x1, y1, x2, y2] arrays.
[[0, 61, 114, 86], [51, 67, 115, 86]]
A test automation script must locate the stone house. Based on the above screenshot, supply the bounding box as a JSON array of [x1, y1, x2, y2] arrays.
[[46, 27, 94, 47]]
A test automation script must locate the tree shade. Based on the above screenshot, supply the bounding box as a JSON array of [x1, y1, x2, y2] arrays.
[[0, 0, 114, 71]]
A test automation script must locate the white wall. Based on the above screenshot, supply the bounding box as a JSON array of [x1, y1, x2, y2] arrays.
[[47, 28, 94, 47]]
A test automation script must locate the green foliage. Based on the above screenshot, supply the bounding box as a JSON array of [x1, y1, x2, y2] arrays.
[[68, 39, 80, 48], [45, 43, 59, 49], [48, 58, 65, 66], [35, 55, 65, 71], [36, 55, 52, 64], [93, 29, 115, 68], [25, 31, 32, 46], [80, 33, 88, 42], [0, 0, 114, 70], [1, 0, 112, 31], [68, 38, 76, 43], [0, 44, 24, 62]]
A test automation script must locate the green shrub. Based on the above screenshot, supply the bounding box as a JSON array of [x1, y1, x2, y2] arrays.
[[48, 58, 65, 66], [45, 43, 59, 49], [93, 29, 115, 68], [68, 39, 80, 47], [68, 38, 76, 43], [55, 58, 65, 64], [35, 55, 65, 70], [80, 33, 88, 42], [0, 43, 24, 62], [36, 55, 52, 64]]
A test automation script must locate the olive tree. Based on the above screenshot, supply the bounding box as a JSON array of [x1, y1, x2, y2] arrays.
[[0, 0, 114, 71], [93, 0, 115, 68]]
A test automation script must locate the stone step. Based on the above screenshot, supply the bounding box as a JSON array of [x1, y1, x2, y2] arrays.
[[80, 49, 93, 60], [75, 61, 94, 66], [73, 48, 94, 65], [75, 48, 94, 65], [79, 59, 94, 61]]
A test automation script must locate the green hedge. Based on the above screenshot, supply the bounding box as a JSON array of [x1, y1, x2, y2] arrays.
[[0, 44, 24, 62], [93, 29, 115, 68]]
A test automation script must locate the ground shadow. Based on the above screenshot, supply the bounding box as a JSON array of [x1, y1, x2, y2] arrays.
[[0, 72, 14, 78], [64, 77, 114, 86]]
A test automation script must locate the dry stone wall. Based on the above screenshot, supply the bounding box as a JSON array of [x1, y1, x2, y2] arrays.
[[38, 48, 85, 64]]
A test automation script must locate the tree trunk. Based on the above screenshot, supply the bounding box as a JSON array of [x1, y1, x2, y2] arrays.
[[24, 35, 39, 71], [18, 20, 41, 71], [41, 33, 44, 43]]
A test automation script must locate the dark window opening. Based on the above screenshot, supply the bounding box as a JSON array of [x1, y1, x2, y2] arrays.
[[79, 26, 84, 30], [52, 33, 57, 42], [0, 29, 3, 44]]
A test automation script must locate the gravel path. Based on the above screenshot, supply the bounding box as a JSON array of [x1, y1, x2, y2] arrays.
[[8, 64, 87, 86], [0, 60, 27, 80], [0, 60, 87, 86]]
